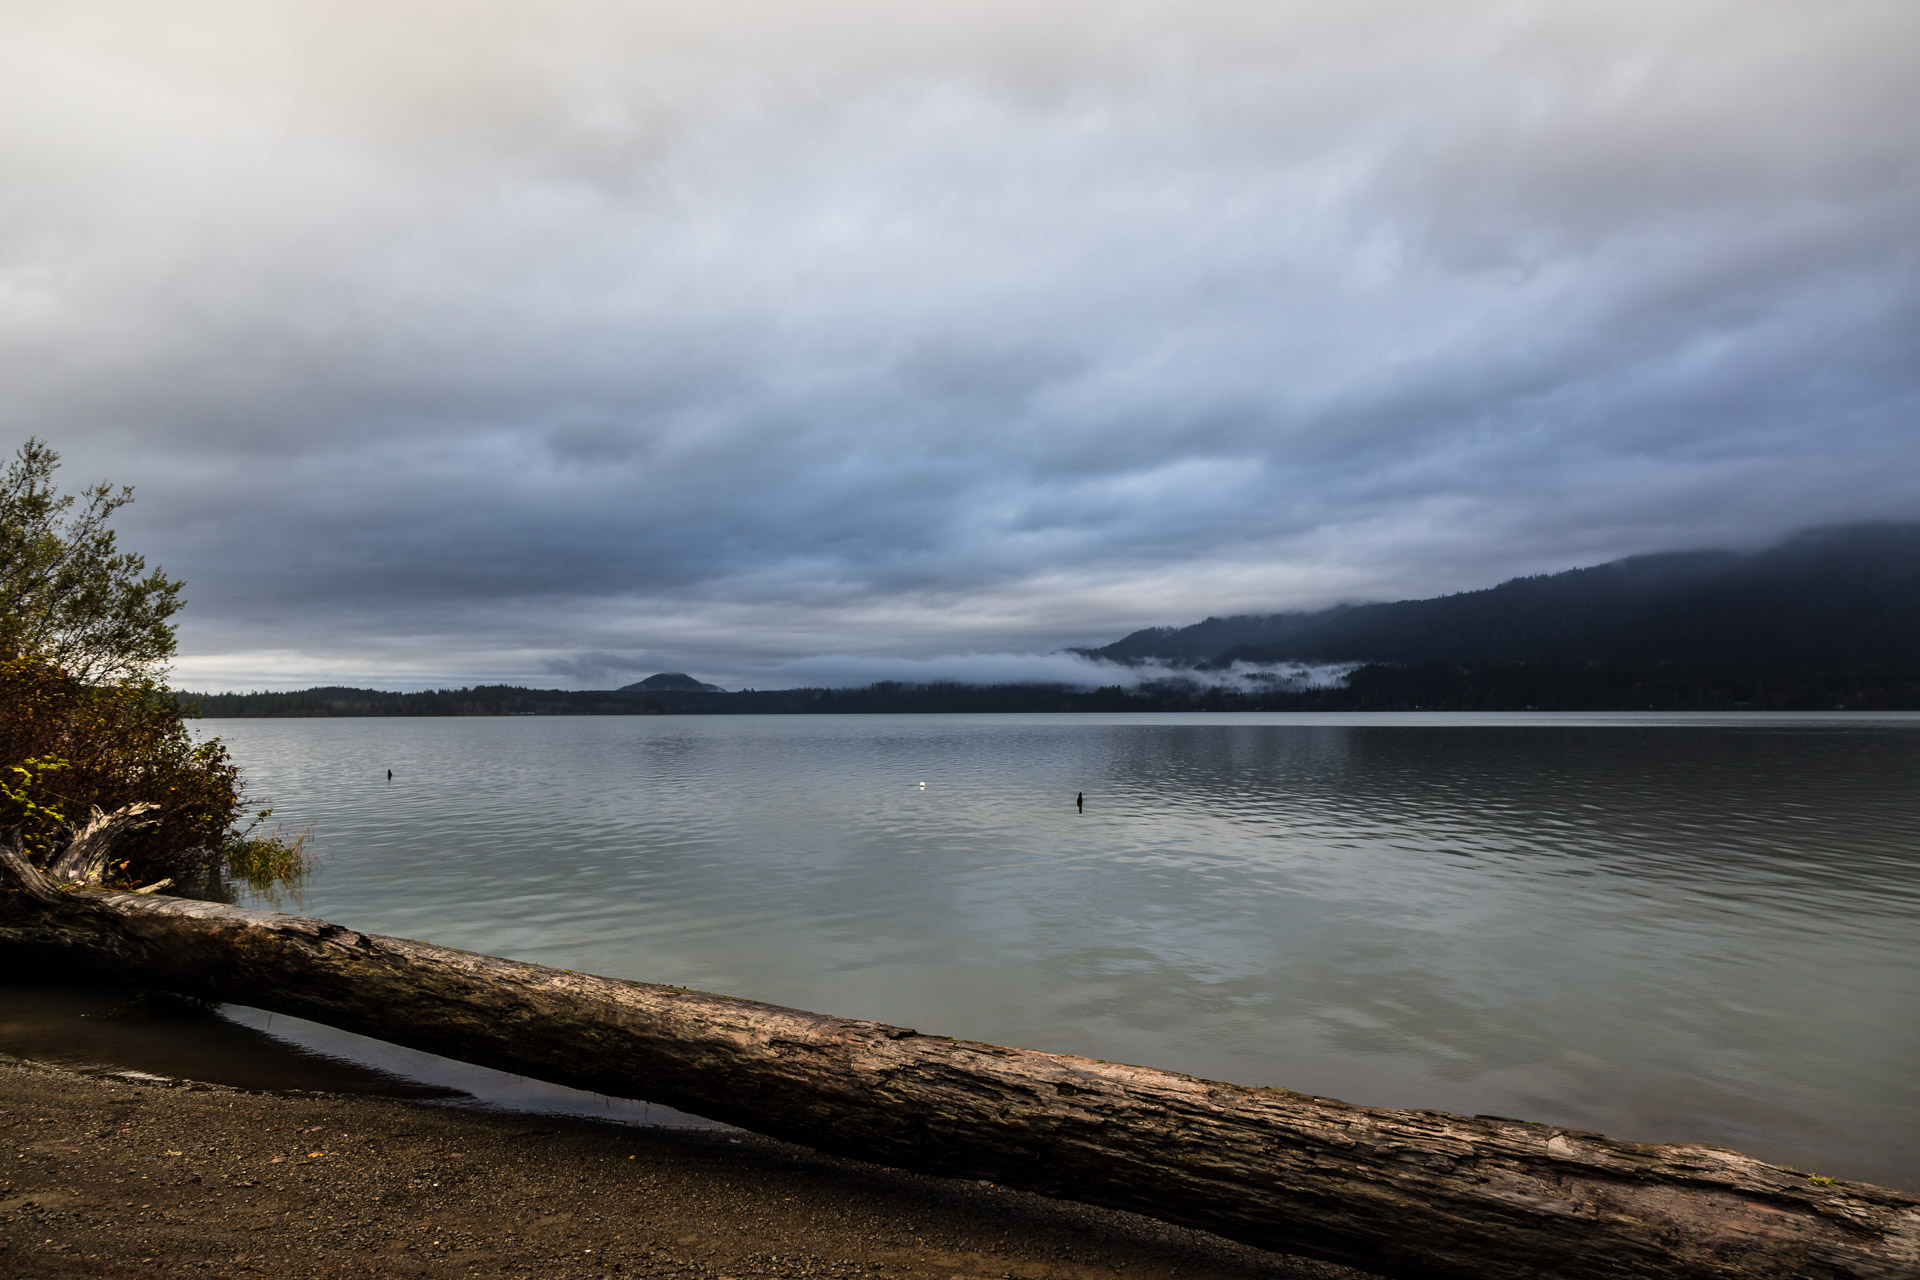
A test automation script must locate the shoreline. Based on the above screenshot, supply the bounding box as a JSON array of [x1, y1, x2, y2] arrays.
[[1, 1053, 1372, 1280]]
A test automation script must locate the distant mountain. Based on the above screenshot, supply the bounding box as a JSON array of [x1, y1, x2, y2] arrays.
[[1078, 607, 1352, 665], [619, 672, 726, 693], [1092, 523, 1920, 668]]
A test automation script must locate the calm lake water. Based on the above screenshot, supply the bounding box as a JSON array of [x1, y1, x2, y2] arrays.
[[73, 714, 1920, 1185]]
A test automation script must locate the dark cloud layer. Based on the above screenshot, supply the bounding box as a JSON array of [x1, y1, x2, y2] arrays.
[[3, 1, 1916, 688]]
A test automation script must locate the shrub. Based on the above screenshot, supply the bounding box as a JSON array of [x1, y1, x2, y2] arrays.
[[1, 436, 312, 900], [0, 653, 308, 898]]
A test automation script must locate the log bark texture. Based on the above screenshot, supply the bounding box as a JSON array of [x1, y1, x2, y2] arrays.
[[3, 887, 1916, 1280]]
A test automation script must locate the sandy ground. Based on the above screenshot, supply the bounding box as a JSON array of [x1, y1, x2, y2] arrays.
[[0, 1054, 1378, 1280]]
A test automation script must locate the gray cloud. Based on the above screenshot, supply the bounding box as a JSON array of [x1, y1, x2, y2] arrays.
[[3, 0, 1916, 689]]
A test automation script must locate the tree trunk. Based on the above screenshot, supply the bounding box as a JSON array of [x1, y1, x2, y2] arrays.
[[3, 887, 1915, 1280]]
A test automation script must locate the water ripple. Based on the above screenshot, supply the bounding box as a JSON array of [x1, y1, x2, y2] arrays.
[[205, 713, 1920, 1188]]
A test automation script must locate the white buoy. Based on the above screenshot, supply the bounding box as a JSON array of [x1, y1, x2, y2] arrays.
[[919, 781, 926, 789]]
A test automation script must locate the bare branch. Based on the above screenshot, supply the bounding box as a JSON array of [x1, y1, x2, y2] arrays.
[[46, 802, 161, 887]]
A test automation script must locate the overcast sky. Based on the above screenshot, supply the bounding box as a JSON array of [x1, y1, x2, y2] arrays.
[[4, 1, 1917, 689]]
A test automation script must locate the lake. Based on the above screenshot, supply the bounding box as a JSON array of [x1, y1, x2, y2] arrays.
[[23, 712, 1920, 1188]]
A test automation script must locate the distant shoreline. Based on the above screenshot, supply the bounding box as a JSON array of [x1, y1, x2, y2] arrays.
[[177, 658, 1920, 717]]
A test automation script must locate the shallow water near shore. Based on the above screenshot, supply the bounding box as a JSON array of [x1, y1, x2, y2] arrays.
[[22, 711, 1920, 1188], [0, 980, 720, 1127]]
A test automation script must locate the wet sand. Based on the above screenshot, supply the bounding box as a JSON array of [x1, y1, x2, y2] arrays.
[[0, 1054, 1375, 1280]]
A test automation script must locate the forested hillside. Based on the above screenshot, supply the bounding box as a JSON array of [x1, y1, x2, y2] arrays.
[[1089, 524, 1920, 669]]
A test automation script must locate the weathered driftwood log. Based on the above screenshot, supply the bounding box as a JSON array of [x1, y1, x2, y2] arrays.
[[2, 871, 1916, 1279], [0, 803, 165, 903]]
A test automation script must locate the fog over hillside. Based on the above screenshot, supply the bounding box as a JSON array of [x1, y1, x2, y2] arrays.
[[1083, 523, 1920, 673]]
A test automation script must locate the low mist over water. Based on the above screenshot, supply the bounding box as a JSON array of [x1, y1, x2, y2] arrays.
[[211, 713, 1920, 1187]]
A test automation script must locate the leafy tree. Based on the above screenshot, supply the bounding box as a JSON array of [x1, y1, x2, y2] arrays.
[[0, 439, 305, 898], [0, 438, 184, 683]]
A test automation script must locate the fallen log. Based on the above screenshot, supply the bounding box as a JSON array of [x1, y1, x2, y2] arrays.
[[3, 866, 1916, 1279]]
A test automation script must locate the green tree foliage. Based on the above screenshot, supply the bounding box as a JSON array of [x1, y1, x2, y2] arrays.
[[0, 439, 306, 898], [0, 438, 184, 683]]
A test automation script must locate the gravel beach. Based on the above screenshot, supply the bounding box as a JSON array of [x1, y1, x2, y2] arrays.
[[0, 1054, 1375, 1280]]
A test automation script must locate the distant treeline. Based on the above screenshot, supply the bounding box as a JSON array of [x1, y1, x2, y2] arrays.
[[179, 660, 1920, 717], [178, 685, 655, 717]]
